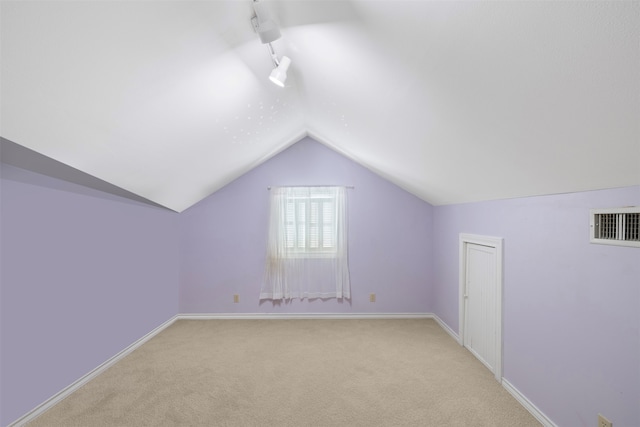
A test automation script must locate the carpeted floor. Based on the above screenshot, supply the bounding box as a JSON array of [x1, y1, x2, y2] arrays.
[[28, 319, 540, 426]]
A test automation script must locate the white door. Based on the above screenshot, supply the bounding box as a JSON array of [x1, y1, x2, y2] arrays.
[[459, 234, 503, 382]]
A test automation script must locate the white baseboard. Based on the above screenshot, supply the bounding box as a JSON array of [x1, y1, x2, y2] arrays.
[[502, 379, 557, 427], [431, 314, 460, 343], [8, 315, 178, 427], [177, 312, 433, 320]]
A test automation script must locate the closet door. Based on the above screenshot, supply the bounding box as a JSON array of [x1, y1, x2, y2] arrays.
[[460, 234, 503, 382], [463, 243, 498, 372]]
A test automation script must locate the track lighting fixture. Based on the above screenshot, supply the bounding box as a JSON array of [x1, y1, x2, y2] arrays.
[[251, 0, 291, 87], [251, 0, 280, 44], [267, 42, 290, 87], [269, 55, 290, 87]]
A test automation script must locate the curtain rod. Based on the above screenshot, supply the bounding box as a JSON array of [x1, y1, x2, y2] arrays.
[[267, 185, 355, 190]]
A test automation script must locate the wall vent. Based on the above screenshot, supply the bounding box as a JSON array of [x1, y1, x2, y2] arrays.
[[590, 207, 640, 248]]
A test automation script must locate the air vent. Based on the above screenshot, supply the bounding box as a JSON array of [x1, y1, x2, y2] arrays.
[[590, 207, 640, 248]]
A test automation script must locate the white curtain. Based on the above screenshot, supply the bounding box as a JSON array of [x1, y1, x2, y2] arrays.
[[260, 186, 351, 300]]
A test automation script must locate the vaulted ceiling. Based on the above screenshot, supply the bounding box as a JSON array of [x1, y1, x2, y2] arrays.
[[1, 0, 638, 212]]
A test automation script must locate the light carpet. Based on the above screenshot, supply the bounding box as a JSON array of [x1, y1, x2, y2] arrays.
[[28, 319, 540, 426]]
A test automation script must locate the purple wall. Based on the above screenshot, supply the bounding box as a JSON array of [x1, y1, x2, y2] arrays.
[[179, 137, 433, 314], [432, 186, 640, 427], [4, 135, 635, 427], [0, 164, 180, 426]]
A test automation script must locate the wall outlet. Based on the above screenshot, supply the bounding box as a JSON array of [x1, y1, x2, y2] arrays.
[[369, 293, 376, 303], [233, 294, 239, 303], [598, 414, 612, 427]]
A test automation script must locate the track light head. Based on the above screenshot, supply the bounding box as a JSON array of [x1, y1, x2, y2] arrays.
[[269, 56, 291, 87]]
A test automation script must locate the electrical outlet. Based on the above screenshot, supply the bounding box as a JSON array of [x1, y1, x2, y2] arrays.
[[369, 293, 376, 303], [233, 294, 239, 303], [598, 414, 612, 427]]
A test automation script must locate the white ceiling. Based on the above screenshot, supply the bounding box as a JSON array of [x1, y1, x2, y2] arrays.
[[1, 0, 638, 212]]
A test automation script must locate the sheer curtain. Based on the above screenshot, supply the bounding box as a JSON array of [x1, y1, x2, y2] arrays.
[[260, 186, 351, 300]]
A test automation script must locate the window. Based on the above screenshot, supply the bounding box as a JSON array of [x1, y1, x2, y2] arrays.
[[260, 186, 351, 300], [283, 187, 337, 256]]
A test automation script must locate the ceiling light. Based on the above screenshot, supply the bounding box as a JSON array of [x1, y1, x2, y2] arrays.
[[251, 0, 291, 88], [269, 56, 290, 87]]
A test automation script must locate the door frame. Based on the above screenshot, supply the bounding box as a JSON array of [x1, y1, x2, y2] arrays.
[[459, 233, 504, 383]]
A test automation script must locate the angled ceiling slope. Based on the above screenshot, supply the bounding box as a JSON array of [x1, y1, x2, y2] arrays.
[[1, 0, 638, 212], [0, 137, 166, 209]]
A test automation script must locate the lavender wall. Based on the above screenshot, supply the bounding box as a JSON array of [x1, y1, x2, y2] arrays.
[[179, 137, 433, 314], [5, 135, 633, 427], [0, 163, 180, 426], [432, 186, 640, 427]]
